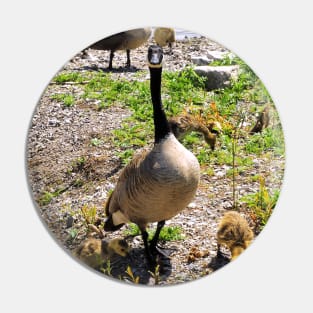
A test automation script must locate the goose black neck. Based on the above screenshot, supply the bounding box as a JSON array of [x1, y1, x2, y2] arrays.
[[149, 66, 171, 144]]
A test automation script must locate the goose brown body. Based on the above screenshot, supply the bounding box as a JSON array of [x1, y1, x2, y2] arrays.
[[86, 28, 151, 68], [106, 134, 200, 229], [89, 28, 151, 51]]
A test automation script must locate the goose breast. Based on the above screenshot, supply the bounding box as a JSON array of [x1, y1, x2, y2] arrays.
[[117, 134, 200, 224]]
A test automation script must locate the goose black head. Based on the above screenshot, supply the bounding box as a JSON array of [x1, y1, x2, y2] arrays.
[[148, 45, 163, 68]]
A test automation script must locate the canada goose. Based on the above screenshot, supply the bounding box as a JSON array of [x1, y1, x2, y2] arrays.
[[154, 27, 175, 52], [104, 45, 200, 266], [75, 237, 129, 269], [217, 211, 254, 260], [250, 105, 270, 134], [84, 28, 151, 69], [168, 114, 222, 150]]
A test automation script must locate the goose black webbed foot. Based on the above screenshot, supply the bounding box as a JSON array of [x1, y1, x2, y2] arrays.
[[150, 244, 173, 258]]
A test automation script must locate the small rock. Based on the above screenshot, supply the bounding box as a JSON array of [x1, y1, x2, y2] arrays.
[[194, 65, 240, 90], [48, 118, 60, 127], [207, 50, 234, 61], [187, 202, 197, 209], [65, 215, 74, 228], [191, 56, 212, 66]]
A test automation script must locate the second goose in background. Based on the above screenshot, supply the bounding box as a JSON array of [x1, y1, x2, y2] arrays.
[[84, 28, 151, 69], [104, 45, 200, 267], [154, 27, 175, 52]]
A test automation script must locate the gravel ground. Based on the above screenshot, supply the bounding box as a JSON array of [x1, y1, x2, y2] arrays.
[[26, 36, 285, 286]]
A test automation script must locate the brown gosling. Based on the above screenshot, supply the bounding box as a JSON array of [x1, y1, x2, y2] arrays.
[[103, 45, 200, 268], [168, 114, 222, 150], [84, 28, 151, 69], [75, 238, 129, 269], [250, 105, 270, 134], [217, 211, 254, 260], [154, 27, 175, 52]]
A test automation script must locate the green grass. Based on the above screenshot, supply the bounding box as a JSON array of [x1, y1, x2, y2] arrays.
[[124, 223, 185, 241], [117, 149, 135, 166], [67, 156, 86, 173], [50, 93, 75, 107], [38, 186, 68, 206], [51, 58, 285, 171], [244, 127, 285, 156], [90, 138, 103, 147], [53, 71, 84, 84]]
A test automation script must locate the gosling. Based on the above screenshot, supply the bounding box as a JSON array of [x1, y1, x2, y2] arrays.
[[75, 237, 129, 269], [84, 27, 151, 69], [217, 211, 254, 260], [168, 114, 222, 150], [154, 27, 175, 52], [250, 105, 270, 134]]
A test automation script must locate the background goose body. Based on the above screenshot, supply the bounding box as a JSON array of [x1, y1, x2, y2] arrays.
[[154, 27, 175, 51], [86, 28, 151, 69]]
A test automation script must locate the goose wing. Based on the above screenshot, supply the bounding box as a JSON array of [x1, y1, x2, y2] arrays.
[[105, 149, 149, 224]]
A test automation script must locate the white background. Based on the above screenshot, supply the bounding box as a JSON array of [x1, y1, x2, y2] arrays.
[[1, 0, 312, 312]]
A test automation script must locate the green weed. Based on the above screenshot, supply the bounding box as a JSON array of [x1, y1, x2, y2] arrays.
[[50, 93, 75, 107], [240, 176, 280, 231], [125, 266, 140, 284], [38, 186, 68, 206], [124, 223, 185, 241], [80, 204, 98, 225], [117, 149, 134, 166], [53, 72, 84, 84], [90, 138, 103, 147]]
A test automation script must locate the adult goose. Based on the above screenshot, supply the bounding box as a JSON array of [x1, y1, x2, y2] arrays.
[[154, 27, 175, 52], [84, 28, 151, 69], [104, 45, 200, 266]]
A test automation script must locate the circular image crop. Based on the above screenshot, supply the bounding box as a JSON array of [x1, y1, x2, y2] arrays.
[[26, 27, 285, 286]]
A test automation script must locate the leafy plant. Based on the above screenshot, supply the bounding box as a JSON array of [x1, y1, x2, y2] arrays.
[[148, 264, 161, 285], [90, 138, 103, 147], [38, 186, 68, 206], [80, 204, 98, 225], [67, 156, 86, 173], [66, 228, 78, 241], [117, 149, 134, 166], [125, 266, 140, 284], [240, 176, 280, 231]]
